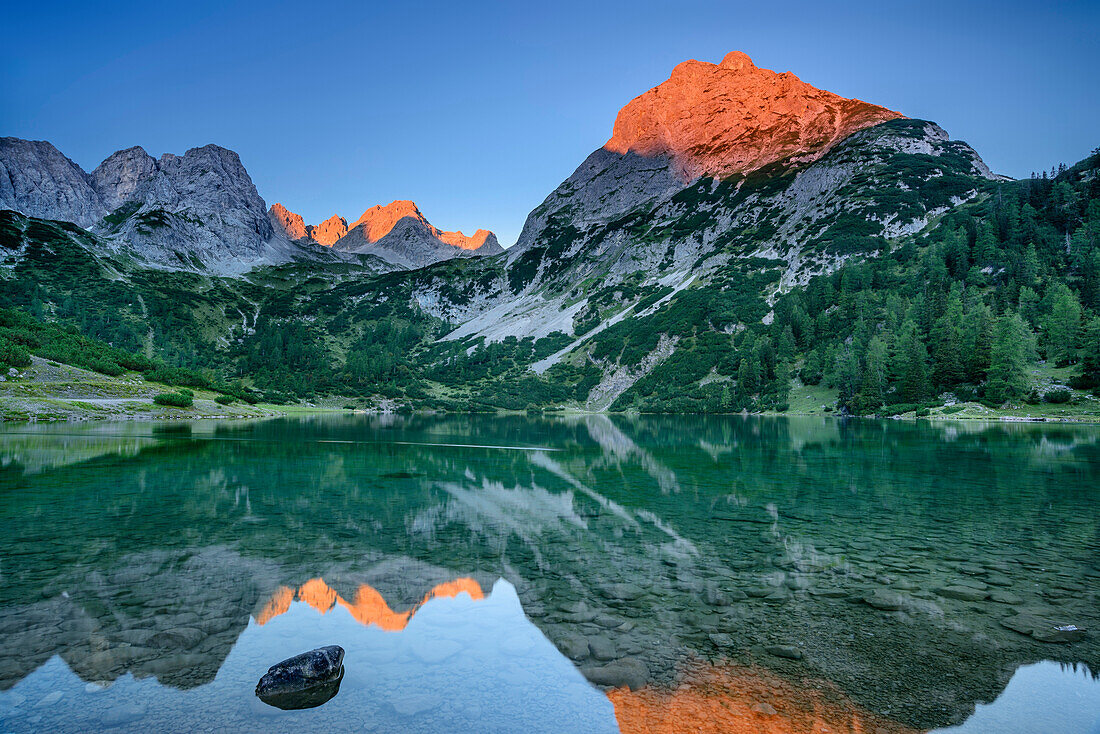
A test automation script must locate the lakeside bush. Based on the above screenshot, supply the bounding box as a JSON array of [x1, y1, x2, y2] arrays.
[[1044, 388, 1072, 404], [154, 392, 193, 408], [214, 395, 236, 405], [0, 336, 32, 370]]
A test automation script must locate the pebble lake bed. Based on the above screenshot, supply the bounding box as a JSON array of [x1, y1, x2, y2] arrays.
[[0, 414, 1097, 732]]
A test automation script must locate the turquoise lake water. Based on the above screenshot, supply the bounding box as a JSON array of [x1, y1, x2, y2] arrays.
[[0, 414, 1097, 732]]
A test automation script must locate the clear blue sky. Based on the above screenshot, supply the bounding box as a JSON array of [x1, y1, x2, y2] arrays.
[[2, 1, 1097, 246]]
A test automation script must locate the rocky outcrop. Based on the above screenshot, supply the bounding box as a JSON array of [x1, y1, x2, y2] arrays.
[[271, 199, 502, 269], [91, 146, 158, 210], [94, 144, 281, 273], [1, 137, 303, 273], [0, 138, 106, 227], [268, 203, 308, 241]]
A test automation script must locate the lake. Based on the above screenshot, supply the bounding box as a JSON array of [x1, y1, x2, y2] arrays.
[[0, 414, 1098, 733]]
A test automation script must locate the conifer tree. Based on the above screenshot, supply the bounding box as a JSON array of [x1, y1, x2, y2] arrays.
[[896, 320, 932, 403], [1044, 283, 1082, 365], [986, 313, 1035, 403]]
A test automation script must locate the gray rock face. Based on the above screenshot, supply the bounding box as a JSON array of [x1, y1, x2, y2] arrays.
[[97, 144, 279, 272], [433, 119, 998, 352], [0, 137, 299, 274], [255, 645, 345, 710], [0, 138, 106, 227], [511, 148, 682, 256], [91, 146, 158, 210]]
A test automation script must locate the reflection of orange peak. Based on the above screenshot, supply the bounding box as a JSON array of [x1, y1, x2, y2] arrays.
[[609, 660, 917, 734], [255, 585, 294, 625], [255, 577, 484, 631]]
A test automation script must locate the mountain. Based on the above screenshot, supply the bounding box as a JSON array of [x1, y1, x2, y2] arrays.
[[269, 199, 503, 268], [0, 139, 314, 274], [439, 53, 995, 356], [511, 52, 906, 255]]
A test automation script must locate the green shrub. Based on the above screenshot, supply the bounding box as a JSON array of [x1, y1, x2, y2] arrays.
[[1044, 388, 1072, 404], [0, 337, 32, 370], [214, 395, 236, 405], [154, 392, 193, 408]]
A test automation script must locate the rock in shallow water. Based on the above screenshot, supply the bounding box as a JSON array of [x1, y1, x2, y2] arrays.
[[582, 657, 649, 690], [764, 644, 803, 660], [1000, 615, 1087, 643], [255, 645, 345, 710], [936, 586, 989, 602]]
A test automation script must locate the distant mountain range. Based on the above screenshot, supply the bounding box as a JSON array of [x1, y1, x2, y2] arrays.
[[0, 139, 500, 272], [269, 200, 501, 269]]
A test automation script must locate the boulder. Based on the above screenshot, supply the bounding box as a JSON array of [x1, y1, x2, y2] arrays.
[[255, 645, 345, 710]]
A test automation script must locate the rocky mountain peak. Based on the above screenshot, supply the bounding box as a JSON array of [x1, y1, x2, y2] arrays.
[[309, 215, 349, 246], [438, 228, 499, 251], [264, 199, 501, 268], [605, 51, 904, 181], [268, 203, 308, 241], [91, 146, 157, 210], [0, 137, 106, 227], [718, 50, 754, 71], [349, 200, 431, 243]]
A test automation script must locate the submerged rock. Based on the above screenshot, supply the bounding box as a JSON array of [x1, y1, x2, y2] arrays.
[[764, 644, 803, 660], [255, 645, 345, 710], [582, 657, 649, 690], [863, 590, 907, 611], [936, 586, 989, 602], [1000, 615, 1086, 643]]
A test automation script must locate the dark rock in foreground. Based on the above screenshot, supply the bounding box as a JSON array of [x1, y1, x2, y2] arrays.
[[255, 645, 345, 710]]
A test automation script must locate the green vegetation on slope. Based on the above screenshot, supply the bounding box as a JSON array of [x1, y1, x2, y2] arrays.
[[1, 141, 1098, 417]]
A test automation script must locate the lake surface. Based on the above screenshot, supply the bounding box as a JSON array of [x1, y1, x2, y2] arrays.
[[0, 414, 1098, 733]]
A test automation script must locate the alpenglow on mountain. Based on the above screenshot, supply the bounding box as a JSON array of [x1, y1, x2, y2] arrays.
[[8, 50, 1084, 418], [269, 200, 502, 268]]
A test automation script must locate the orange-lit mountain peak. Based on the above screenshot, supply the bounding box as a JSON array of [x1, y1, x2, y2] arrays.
[[437, 228, 496, 251], [349, 200, 431, 242], [269, 203, 307, 241], [719, 50, 755, 71], [308, 214, 349, 246], [605, 51, 903, 181]]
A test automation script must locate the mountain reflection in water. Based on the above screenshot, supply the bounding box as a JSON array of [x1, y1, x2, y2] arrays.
[[256, 577, 485, 630], [0, 414, 1097, 733]]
